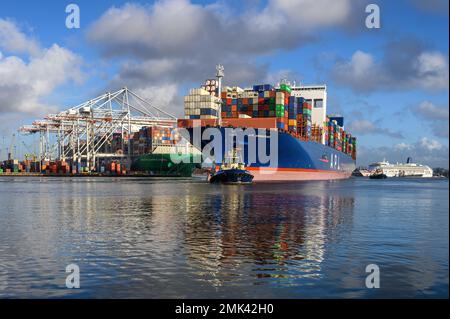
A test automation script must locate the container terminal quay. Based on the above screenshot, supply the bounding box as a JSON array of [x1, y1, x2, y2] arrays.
[[0, 65, 358, 180]]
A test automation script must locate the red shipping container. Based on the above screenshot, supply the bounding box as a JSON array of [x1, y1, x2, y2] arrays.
[[223, 117, 278, 129]]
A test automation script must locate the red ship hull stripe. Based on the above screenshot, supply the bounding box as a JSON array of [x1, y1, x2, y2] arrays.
[[245, 167, 351, 181], [246, 167, 347, 173]]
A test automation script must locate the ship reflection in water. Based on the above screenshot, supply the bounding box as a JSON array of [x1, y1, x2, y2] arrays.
[[0, 177, 448, 298], [183, 184, 354, 289]]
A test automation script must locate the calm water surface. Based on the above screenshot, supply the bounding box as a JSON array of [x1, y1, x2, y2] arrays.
[[0, 177, 448, 298]]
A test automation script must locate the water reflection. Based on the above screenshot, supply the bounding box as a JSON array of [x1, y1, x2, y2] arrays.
[[181, 182, 355, 287], [0, 177, 447, 298]]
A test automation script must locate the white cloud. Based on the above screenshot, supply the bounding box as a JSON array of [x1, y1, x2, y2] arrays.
[[414, 52, 449, 90], [331, 40, 449, 93], [0, 19, 41, 56], [0, 20, 84, 116], [413, 101, 449, 120], [411, 101, 449, 139], [133, 84, 181, 117], [270, 0, 352, 30], [394, 143, 413, 151], [419, 137, 442, 151], [347, 119, 404, 138], [87, 0, 363, 94]]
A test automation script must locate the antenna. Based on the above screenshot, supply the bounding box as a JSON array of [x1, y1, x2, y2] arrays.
[[216, 64, 224, 126]]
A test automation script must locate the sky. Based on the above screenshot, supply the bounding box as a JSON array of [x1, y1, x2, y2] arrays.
[[0, 0, 449, 167]]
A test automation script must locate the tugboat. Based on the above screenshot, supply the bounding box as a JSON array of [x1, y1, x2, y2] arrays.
[[369, 168, 388, 179], [209, 149, 254, 184]]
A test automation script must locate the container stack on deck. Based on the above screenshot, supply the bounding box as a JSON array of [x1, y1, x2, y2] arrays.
[[184, 88, 221, 120], [130, 126, 180, 156], [179, 81, 356, 159]]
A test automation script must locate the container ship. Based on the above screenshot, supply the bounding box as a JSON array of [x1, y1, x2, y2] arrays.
[[176, 66, 356, 181], [129, 126, 200, 177]]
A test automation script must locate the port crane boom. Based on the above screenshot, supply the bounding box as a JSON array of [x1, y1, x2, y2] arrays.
[[19, 87, 177, 171]]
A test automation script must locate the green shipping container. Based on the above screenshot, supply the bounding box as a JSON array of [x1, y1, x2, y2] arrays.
[[280, 84, 292, 93], [276, 104, 285, 112]]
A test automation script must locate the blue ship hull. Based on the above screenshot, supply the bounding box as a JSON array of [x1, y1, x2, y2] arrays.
[[185, 127, 355, 181]]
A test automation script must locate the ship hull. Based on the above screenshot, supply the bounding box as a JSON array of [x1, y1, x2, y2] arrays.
[[131, 153, 198, 177], [209, 169, 254, 184], [183, 127, 355, 182], [246, 167, 351, 181]]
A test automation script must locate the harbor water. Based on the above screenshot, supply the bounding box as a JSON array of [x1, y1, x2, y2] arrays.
[[0, 177, 448, 298]]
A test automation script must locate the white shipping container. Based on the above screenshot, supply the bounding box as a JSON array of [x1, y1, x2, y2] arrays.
[[276, 92, 285, 99]]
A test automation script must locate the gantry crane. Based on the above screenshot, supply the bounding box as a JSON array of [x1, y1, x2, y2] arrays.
[[19, 87, 177, 171]]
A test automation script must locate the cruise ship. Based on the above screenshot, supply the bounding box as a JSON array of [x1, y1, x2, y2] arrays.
[[368, 158, 433, 178]]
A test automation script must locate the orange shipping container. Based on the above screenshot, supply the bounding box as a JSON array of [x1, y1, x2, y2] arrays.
[[177, 118, 278, 129], [223, 117, 278, 129]]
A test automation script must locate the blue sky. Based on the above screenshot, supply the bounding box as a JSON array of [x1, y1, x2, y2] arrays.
[[0, 0, 448, 167]]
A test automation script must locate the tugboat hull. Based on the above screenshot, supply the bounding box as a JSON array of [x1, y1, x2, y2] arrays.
[[369, 173, 387, 179], [209, 169, 254, 184]]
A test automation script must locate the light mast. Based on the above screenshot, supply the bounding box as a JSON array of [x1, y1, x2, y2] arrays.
[[216, 64, 224, 126]]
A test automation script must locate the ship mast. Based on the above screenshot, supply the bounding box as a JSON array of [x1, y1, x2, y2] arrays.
[[216, 64, 224, 127]]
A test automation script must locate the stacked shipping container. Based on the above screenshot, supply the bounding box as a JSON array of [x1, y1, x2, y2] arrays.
[[182, 82, 356, 158], [184, 88, 221, 120], [130, 126, 180, 156]]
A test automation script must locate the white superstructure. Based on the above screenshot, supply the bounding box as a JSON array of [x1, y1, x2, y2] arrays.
[[289, 85, 327, 128], [368, 159, 433, 178]]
